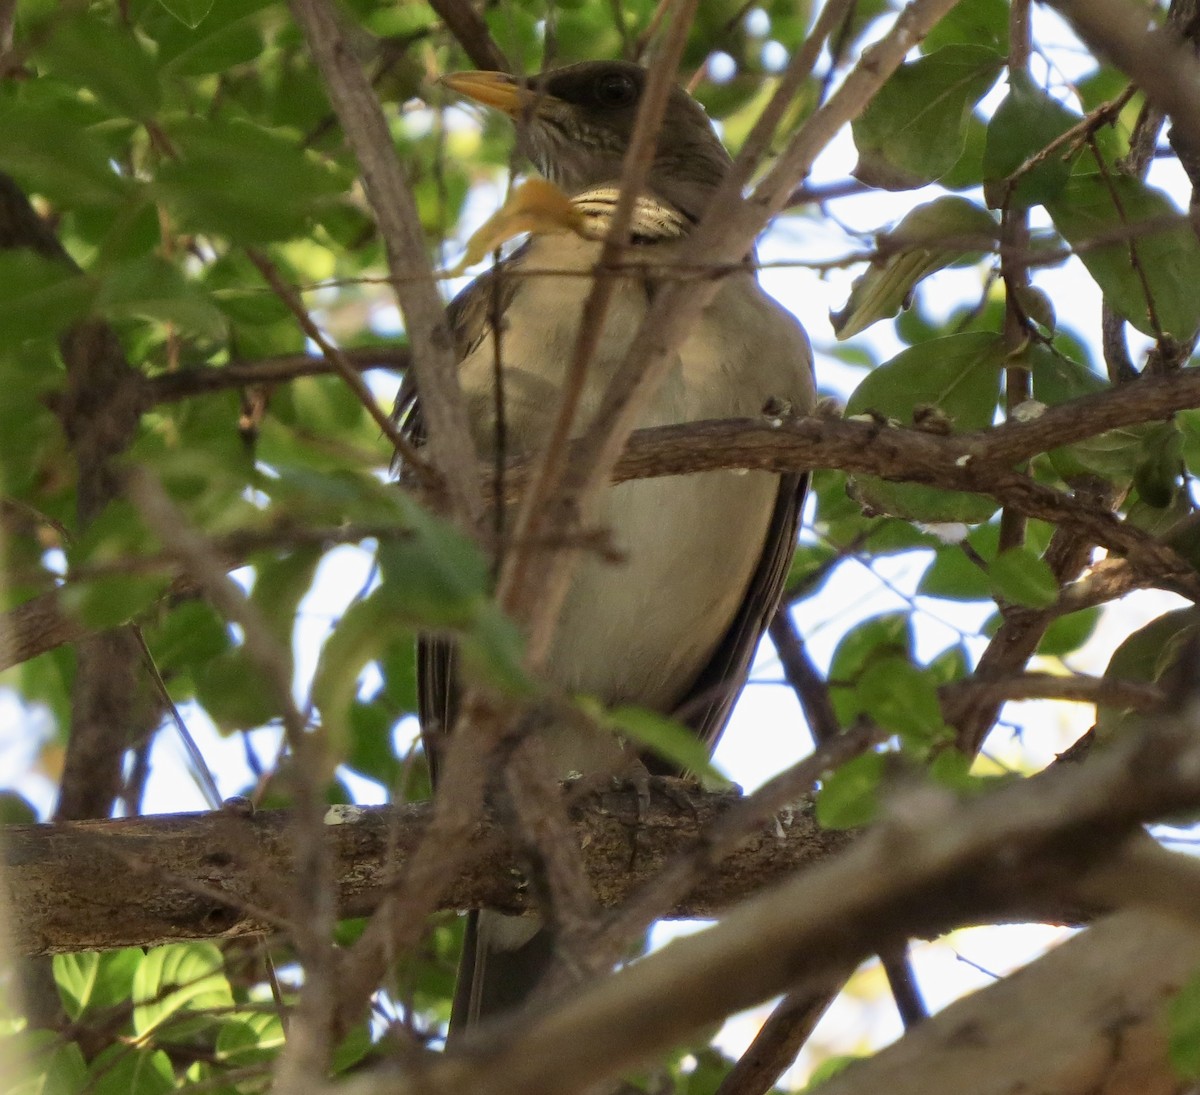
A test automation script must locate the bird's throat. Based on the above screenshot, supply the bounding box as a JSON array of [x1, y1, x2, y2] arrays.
[[570, 185, 690, 243]]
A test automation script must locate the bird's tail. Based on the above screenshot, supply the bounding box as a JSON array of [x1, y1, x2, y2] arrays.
[[450, 910, 557, 1036]]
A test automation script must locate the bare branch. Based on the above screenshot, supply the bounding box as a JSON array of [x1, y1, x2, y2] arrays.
[[288, 0, 482, 529], [428, 0, 510, 73], [141, 346, 411, 406], [810, 907, 1200, 1095], [339, 692, 1200, 1095], [2, 784, 842, 956]]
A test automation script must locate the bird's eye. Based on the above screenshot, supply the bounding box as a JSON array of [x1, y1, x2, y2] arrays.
[[593, 71, 638, 108]]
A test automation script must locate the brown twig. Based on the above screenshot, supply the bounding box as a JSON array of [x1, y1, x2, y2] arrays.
[[429, 0, 510, 73], [245, 249, 440, 493], [142, 346, 411, 406], [289, 0, 482, 530]]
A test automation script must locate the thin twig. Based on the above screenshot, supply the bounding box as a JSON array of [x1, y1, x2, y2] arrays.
[[289, 0, 482, 529], [245, 249, 441, 493]]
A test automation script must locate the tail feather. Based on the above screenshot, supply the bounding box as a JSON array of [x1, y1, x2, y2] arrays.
[[450, 910, 557, 1037]]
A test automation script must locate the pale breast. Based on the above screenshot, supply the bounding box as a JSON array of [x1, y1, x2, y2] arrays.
[[458, 231, 812, 775]]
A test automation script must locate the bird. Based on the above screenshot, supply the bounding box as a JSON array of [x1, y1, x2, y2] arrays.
[[395, 59, 815, 1035]]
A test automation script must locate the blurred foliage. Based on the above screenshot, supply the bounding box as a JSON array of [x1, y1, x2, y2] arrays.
[[2, 0, 1200, 1090]]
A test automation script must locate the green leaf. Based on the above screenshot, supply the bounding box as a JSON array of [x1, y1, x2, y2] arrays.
[[375, 506, 491, 628], [149, 0, 269, 76], [988, 547, 1058, 609], [214, 1010, 285, 1065], [157, 0, 216, 29], [844, 332, 1006, 522], [156, 118, 351, 243], [816, 751, 884, 829], [853, 45, 1004, 189], [828, 612, 913, 727], [95, 256, 227, 341], [605, 705, 723, 782], [923, 0, 1008, 54], [918, 539, 991, 602], [1100, 608, 1200, 732], [132, 943, 233, 1040], [9, 1031, 87, 1095], [1170, 971, 1200, 1079], [194, 647, 279, 732], [0, 252, 93, 342], [54, 949, 141, 1022], [250, 548, 323, 657], [983, 73, 1079, 209], [312, 590, 412, 757], [1133, 421, 1184, 508], [40, 11, 161, 120], [0, 99, 132, 208], [1037, 607, 1100, 657], [1047, 173, 1200, 340], [86, 1045, 176, 1095], [833, 196, 997, 339], [855, 655, 949, 753]]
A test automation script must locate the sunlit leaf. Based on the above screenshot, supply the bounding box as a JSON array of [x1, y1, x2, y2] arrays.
[[1047, 173, 1200, 340], [853, 45, 1004, 189]]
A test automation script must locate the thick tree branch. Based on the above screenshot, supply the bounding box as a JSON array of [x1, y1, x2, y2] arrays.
[[7, 367, 1200, 676], [812, 908, 1200, 1095], [4, 784, 845, 957], [1046, 0, 1200, 153], [335, 688, 1200, 1095]]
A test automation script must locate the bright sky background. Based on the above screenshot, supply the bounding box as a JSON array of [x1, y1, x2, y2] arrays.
[[0, 5, 1194, 1087]]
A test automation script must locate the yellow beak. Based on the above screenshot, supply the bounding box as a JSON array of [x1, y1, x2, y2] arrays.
[[440, 71, 540, 117]]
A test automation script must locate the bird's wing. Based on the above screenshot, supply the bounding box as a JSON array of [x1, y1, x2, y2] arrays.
[[394, 259, 522, 782], [664, 472, 807, 766]]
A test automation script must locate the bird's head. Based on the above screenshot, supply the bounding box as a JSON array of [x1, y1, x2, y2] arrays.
[[441, 61, 732, 223]]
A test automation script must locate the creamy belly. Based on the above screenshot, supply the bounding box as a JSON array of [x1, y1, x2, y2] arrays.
[[457, 231, 807, 775]]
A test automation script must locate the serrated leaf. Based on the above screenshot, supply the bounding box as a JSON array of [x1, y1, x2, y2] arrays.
[[844, 332, 1006, 522], [1047, 173, 1200, 340], [983, 73, 1079, 209], [853, 45, 1004, 190], [832, 196, 997, 339], [816, 751, 884, 829]]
